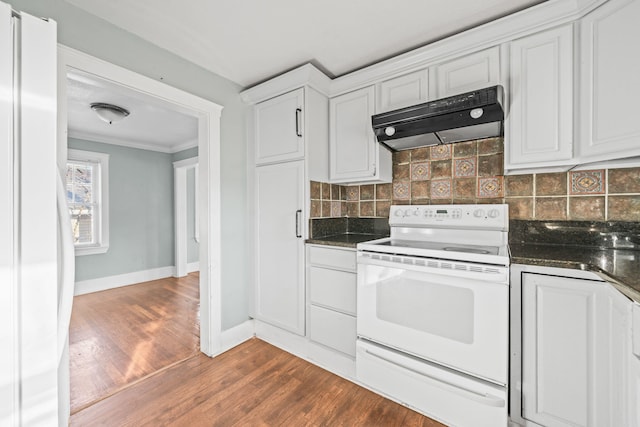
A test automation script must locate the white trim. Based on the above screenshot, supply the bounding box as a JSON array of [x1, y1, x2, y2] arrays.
[[171, 138, 199, 153], [187, 261, 200, 273], [240, 0, 609, 102], [173, 156, 198, 168], [68, 129, 198, 154], [74, 266, 175, 295], [174, 156, 198, 278], [254, 320, 356, 381], [67, 148, 110, 256], [217, 320, 255, 354], [0, 5, 18, 424], [58, 46, 223, 361], [241, 63, 332, 104]]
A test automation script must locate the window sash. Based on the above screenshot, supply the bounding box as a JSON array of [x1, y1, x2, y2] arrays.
[[66, 149, 109, 255]]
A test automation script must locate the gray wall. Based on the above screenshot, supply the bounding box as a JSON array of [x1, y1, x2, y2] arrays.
[[69, 138, 175, 281], [9, 0, 249, 329]]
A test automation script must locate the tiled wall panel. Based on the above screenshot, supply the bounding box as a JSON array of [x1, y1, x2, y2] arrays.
[[310, 137, 640, 222]]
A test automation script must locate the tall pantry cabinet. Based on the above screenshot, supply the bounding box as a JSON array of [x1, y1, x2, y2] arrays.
[[245, 69, 329, 336]]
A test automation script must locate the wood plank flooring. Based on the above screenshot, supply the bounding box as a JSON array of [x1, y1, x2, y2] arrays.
[[70, 272, 444, 426], [71, 338, 445, 427], [69, 273, 200, 413]]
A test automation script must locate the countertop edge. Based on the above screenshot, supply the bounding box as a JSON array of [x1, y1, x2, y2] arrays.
[[512, 256, 640, 304]]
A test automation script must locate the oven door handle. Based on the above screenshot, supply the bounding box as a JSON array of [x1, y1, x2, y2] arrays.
[[364, 348, 505, 408]]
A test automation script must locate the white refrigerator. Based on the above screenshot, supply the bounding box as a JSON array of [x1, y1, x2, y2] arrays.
[[0, 2, 75, 426]]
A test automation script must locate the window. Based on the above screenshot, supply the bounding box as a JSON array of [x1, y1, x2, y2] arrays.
[[66, 149, 109, 255]]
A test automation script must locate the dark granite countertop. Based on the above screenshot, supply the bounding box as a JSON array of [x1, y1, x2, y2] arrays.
[[306, 217, 389, 249], [306, 233, 387, 249], [510, 221, 640, 303]]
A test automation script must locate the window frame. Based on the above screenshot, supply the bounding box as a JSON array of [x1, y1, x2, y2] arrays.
[[66, 148, 110, 256]]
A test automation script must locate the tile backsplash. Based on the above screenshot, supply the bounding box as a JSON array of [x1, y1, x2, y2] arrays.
[[310, 137, 640, 222]]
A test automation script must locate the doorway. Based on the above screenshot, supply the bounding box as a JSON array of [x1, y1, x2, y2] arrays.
[[57, 45, 223, 420]]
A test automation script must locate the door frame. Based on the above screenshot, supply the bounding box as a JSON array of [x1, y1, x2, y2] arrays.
[[174, 156, 199, 277], [57, 45, 223, 358]]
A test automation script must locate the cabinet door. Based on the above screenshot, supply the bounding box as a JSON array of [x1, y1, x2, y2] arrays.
[[254, 160, 305, 335], [507, 25, 574, 169], [330, 86, 391, 183], [378, 69, 429, 113], [255, 88, 304, 164], [435, 47, 500, 97], [522, 273, 629, 427], [579, 0, 640, 161]]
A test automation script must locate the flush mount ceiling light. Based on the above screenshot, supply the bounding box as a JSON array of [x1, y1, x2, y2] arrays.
[[90, 102, 130, 124]]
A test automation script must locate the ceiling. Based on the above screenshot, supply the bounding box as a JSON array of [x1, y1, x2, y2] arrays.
[[64, 0, 546, 88], [65, 0, 546, 151], [67, 70, 198, 153]]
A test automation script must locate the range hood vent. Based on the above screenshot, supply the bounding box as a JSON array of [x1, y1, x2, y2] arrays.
[[372, 85, 504, 151]]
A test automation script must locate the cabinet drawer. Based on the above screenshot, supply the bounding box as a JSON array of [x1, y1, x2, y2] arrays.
[[309, 305, 356, 357], [308, 246, 356, 271], [309, 266, 356, 314]]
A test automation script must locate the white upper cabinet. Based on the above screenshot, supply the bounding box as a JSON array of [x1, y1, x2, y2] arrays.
[[377, 69, 430, 113], [578, 0, 640, 162], [329, 86, 392, 184], [506, 24, 575, 172], [254, 88, 305, 165], [434, 47, 501, 98]]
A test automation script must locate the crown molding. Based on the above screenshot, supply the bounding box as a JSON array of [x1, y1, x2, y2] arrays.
[[68, 129, 196, 154], [239, 0, 608, 101], [240, 63, 332, 104]]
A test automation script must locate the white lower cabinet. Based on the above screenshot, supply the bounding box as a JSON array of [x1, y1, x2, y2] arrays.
[[306, 245, 357, 357], [516, 269, 631, 427]]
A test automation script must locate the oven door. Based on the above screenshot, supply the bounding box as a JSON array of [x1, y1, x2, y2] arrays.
[[357, 251, 508, 384]]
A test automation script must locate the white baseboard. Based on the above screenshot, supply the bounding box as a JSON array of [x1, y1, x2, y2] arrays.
[[74, 266, 175, 295], [187, 261, 199, 273], [218, 320, 255, 354], [254, 320, 356, 381]]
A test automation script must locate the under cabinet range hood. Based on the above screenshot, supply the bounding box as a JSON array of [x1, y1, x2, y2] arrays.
[[372, 85, 504, 151]]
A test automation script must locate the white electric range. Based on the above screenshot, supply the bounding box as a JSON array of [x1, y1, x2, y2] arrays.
[[356, 204, 510, 427]]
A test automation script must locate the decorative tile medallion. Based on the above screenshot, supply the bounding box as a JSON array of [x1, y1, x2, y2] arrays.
[[392, 181, 410, 200], [346, 186, 360, 201], [570, 170, 605, 195], [411, 162, 430, 181], [454, 157, 476, 177], [430, 144, 451, 160], [430, 179, 452, 199], [478, 177, 504, 198]]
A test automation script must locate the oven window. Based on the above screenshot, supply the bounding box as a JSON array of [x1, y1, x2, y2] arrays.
[[375, 276, 474, 344]]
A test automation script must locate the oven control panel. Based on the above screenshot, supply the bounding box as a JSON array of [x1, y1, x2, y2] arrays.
[[389, 204, 508, 229]]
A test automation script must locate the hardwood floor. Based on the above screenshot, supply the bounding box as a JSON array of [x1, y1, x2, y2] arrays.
[[71, 338, 445, 426], [70, 272, 444, 426], [69, 273, 200, 413]]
